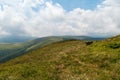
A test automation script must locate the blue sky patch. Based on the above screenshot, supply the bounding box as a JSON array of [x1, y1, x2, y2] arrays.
[[52, 0, 104, 11]]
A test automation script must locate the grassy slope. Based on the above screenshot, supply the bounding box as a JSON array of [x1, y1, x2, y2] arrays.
[[0, 43, 27, 58], [0, 35, 120, 80], [0, 37, 64, 63], [0, 36, 100, 63]]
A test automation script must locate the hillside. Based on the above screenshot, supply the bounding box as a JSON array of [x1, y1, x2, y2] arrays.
[[0, 36, 63, 63], [0, 36, 103, 63], [0, 36, 120, 80]]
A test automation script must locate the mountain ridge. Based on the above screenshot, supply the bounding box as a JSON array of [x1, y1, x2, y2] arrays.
[[0, 36, 105, 63], [0, 35, 120, 80]]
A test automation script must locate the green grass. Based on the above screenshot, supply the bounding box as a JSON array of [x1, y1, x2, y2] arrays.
[[0, 36, 100, 63], [0, 36, 64, 63], [0, 35, 119, 80]]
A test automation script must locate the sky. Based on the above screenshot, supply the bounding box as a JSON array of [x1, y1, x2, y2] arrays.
[[52, 0, 103, 11], [0, 0, 120, 38]]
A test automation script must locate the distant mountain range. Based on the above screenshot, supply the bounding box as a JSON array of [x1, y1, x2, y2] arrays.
[[0, 36, 33, 43], [0, 36, 104, 43], [0, 36, 105, 63]]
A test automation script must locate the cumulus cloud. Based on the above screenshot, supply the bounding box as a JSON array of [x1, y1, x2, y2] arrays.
[[0, 0, 120, 38]]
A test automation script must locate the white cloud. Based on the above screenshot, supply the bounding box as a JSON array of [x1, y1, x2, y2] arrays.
[[0, 0, 120, 38]]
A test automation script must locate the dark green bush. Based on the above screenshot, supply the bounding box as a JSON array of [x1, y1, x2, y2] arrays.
[[108, 43, 120, 49], [85, 41, 93, 45]]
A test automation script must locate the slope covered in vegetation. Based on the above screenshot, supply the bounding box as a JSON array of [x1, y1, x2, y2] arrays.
[[0, 36, 102, 63], [0, 36, 119, 80]]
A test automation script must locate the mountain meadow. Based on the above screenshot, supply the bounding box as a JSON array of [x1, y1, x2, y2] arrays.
[[0, 35, 119, 80]]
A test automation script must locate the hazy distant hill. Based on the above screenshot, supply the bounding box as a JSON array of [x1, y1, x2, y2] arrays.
[[0, 35, 119, 80], [0, 36, 33, 43], [0, 36, 104, 63], [0, 36, 104, 43]]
